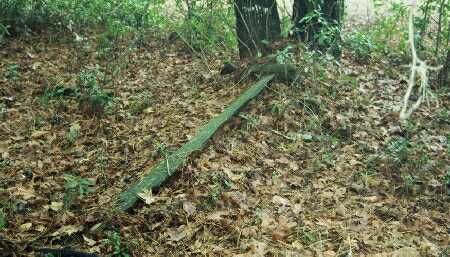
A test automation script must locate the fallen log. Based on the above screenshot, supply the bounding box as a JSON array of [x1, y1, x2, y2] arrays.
[[249, 63, 300, 83], [115, 75, 274, 212]]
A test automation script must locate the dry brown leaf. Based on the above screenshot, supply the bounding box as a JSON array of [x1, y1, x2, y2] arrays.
[[166, 225, 191, 242], [182, 201, 196, 217], [11, 185, 35, 200], [206, 210, 229, 221], [19, 223, 33, 232], [335, 203, 347, 217], [272, 195, 291, 207], [391, 247, 420, 257], [83, 235, 97, 246], [50, 202, 64, 211], [51, 225, 84, 237]]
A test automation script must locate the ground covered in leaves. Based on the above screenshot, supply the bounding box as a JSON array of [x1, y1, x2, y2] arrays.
[[0, 30, 449, 256]]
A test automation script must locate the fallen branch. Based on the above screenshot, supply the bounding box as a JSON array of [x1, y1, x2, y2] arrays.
[[115, 75, 274, 212]]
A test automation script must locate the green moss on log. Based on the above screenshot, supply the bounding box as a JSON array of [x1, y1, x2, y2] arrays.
[[114, 75, 274, 212], [251, 64, 300, 83]]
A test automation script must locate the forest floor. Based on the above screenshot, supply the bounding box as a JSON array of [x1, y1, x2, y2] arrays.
[[0, 6, 449, 257]]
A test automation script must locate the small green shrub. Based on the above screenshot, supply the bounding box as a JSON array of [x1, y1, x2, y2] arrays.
[[239, 113, 260, 130], [401, 174, 417, 194], [385, 137, 411, 165], [103, 231, 131, 257], [63, 174, 95, 209], [271, 100, 287, 116], [76, 68, 113, 115], [344, 32, 378, 61], [296, 9, 342, 56], [5, 63, 19, 81], [172, 0, 236, 53], [97, 19, 134, 59], [41, 84, 76, 104], [0, 0, 165, 37], [41, 68, 113, 116]]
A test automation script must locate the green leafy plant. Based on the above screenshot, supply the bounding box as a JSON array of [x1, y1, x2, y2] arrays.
[[0, 23, 9, 43], [280, 16, 294, 38], [438, 108, 449, 123], [97, 19, 134, 60], [41, 84, 76, 104], [402, 174, 417, 194], [5, 63, 19, 80], [0, 0, 165, 36], [30, 115, 46, 131], [103, 231, 131, 257], [271, 100, 287, 116], [77, 68, 113, 115], [276, 45, 294, 64], [444, 169, 450, 187], [0, 208, 6, 230], [297, 9, 342, 55], [66, 122, 81, 144], [385, 137, 411, 165], [154, 141, 168, 157], [239, 113, 260, 130], [447, 134, 450, 155], [172, 0, 235, 53], [344, 31, 378, 61], [63, 174, 95, 208], [368, 1, 410, 59]]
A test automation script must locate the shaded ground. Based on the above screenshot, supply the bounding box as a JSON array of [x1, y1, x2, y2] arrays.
[[0, 3, 449, 257]]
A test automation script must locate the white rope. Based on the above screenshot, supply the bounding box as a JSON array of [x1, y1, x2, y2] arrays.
[[399, 6, 442, 121]]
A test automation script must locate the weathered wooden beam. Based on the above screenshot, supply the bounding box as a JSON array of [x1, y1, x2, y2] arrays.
[[115, 75, 274, 212]]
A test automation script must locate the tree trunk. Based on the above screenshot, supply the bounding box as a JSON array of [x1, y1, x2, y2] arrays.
[[234, 0, 281, 59], [438, 21, 450, 87], [439, 48, 450, 87], [292, 0, 343, 56]]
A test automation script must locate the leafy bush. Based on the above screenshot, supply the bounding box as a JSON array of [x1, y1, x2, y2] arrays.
[[344, 31, 379, 61], [41, 68, 113, 116], [76, 68, 113, 115], [385, 137, 411, 165], [0, 0, 165, 36], [171, 0, 236, 52]]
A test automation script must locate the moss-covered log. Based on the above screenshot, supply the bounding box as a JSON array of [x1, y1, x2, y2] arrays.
[[250, 63, 300, 83], [115, 75, 274, 212]]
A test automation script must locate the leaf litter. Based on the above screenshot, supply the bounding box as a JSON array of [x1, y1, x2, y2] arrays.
[[0, 34, 448, 256]]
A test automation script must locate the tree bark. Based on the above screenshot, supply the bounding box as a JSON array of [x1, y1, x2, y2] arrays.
[[439, 47, 450, 87], [292, 0, 343, 56], [234, 0, 281, 59], [438, 21, 450, 87]]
